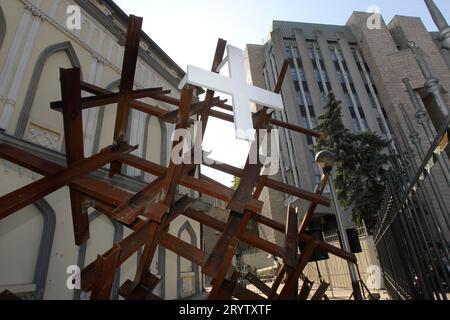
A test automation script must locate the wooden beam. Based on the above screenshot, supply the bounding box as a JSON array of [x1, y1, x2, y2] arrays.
[[203, 212, 249, 277], [133, 222, 162, 285], [119, 271, 160, 300], [298, 278, 314, 300], [245, 272, 272, 297], [60, 67, 89, 245], [110, 15, 143, 177], [278, 239, 318, 300], [0, 143, 138, 218], [205, 110, 268, 280], [160, 97, 224, 124], [203, 159, 331, 207], [208, 237, 239, 300], [159, 232, 206, 267], [81, 219, 155, 291], [214, 272, 239, 300], [119, 154, 264, 213], [200, 38, 227, 133], [90, 244, 121, 300], [274, 60, 290, 94], [60, 68, 84, 165], [111, 175, 165, 225], [265, 178, 330, 207], [284, 207, 298, 269], [270, 118, 322, 138], [239, 231, 285, 258], [160, 87, 194, 206], [268, 266, 285, 299], [119, 279, 162, 300], [310, 281, 330, 300], [233, 283, 265, 300], [166, 195, 197, 224], [298, 174, 329, 235], [50, 88, 170, 111], [130, 87, 195, 286], [0, 143, 136, 221], [248, 203, 357, 263]]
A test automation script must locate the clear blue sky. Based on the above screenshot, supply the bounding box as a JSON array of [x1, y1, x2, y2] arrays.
[[114, 0, 450, 186]]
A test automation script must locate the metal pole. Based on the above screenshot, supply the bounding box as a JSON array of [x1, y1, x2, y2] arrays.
[[326, 173, 363, 300], [403, 78, 450, 187]]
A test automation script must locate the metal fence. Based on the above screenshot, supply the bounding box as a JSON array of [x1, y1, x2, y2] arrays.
[[374, 117, 450, 300]]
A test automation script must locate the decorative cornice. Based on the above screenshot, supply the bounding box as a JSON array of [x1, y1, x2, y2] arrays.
[[92, 53, 106, 65], [24, 3, 44, 21], [19, 0, 122, 75]]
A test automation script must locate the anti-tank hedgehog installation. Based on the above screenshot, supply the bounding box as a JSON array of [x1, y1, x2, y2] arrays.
[[0, 15, 359, 300]]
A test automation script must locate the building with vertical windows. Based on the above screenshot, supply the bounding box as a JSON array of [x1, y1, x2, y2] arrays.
[[0, 0, 204, 300], [245, 4, 450, 248]]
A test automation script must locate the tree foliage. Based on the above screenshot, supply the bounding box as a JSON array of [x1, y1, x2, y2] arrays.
[[315, 93, 390, 232], [231, 176, 241, 191]]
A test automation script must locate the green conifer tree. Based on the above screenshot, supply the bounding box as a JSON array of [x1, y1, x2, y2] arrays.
[[315, 93, 390, 232]]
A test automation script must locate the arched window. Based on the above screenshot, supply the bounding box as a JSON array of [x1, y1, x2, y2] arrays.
[[15, 42, 82, 148], [177, 221, 199, 299]]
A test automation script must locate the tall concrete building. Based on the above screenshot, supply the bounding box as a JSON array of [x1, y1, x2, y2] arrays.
[[245, 2, 450, 247]]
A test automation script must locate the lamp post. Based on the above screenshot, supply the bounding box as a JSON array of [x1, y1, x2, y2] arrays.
[[315, 150, 363, 300]]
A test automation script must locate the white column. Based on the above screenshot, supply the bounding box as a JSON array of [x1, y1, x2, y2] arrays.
[[116, 47, 124, 69], [48, 0, 60, 18], [84, 58, 104, 157], [82, 56, 98, 130], [0, 6, 34, 106], [82, 31, 106, 156], [106, 37, 114, 62], [334, 47, 365, 131], [96, 31, 105, 55], [84, 21, 96, 46], [0, 5, 43, 131]]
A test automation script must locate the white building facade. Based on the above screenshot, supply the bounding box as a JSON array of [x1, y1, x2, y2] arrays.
[[0, 0, 202, 300]]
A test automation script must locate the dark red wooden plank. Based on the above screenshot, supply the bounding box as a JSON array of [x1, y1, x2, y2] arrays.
[[298, 174, 329, 235], [208, 237, 239, 300], [110, 15, 143, 177], [278, 239, 318, 300], [90, 244, 121, 300], [284, 207, 298, 269], [159, 232, 206, 268], [0, 143, 136, 221], [245, 272, 272, 297], [268, 266, 285, 299], [310, 281, 330, 300], [298, 277, 314, 300], [60, 67, 89, 245]]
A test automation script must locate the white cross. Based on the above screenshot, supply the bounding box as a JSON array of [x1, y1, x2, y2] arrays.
[[179, 45, 284, 141]]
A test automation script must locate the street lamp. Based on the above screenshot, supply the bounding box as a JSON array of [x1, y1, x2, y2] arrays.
[[315, 150, 363, 300]]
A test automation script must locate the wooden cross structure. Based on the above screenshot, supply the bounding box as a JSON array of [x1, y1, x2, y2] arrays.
[[0, 15, 358, 300]]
